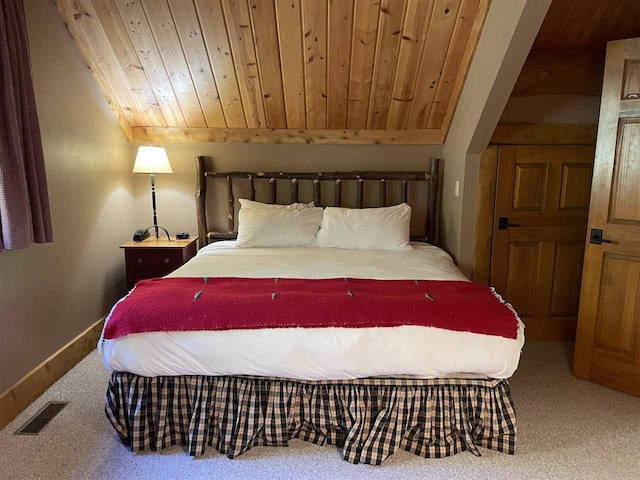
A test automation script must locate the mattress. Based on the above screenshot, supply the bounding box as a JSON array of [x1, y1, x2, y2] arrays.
[[102, 242, 524, 380]]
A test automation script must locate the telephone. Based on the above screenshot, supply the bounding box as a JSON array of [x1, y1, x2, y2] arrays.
[[133, 229, 151, 242], [133, 226, 172, 242]]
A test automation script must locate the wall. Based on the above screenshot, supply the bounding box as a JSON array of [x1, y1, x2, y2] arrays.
[[132, 143, 443, 241], [0, 0, 135, 393]]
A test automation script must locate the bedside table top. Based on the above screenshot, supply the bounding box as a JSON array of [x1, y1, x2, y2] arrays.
[[120, 237, 198, 249]]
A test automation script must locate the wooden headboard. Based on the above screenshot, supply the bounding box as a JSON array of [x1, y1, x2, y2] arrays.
[[195, 157, 441, 248]]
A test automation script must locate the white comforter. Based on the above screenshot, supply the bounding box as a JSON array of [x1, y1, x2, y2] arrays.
[[102, 242, 524, 380]]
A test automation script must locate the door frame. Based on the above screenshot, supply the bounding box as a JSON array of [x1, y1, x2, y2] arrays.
[[472, 124, 597, 285]]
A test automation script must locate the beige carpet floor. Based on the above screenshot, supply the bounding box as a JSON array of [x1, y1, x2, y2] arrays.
[[0, 342, 638, 480]]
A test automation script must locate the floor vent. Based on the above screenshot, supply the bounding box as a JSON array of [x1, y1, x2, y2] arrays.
[[14, 401, 69, 435]]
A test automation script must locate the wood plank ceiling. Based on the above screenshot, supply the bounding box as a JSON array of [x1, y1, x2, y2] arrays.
[[55, 0, 489, 144], [511, 0, 640, 98], [532, 0, 640, 52]]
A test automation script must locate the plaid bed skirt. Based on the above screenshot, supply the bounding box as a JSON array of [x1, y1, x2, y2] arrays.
[[105, 373, 516, 465]]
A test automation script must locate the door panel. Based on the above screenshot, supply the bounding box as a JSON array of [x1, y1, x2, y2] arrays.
[[549, 242, 584, 317], [573, 38, 640, 396], [559, 163, 592, 210], [512, 163, 547, 211], [593, 253, 640, 358], [491, 145, 594, 340], [609, 120, 640, 224], [622, 60, 640, 98], [505, 242, 540, 317]]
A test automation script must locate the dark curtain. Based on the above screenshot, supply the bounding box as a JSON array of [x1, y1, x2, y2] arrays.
[[0, 0, 53, 250]]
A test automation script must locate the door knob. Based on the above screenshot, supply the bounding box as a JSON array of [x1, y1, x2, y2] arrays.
[[589, 228, 612, 245], [499, 217, 522, 230]]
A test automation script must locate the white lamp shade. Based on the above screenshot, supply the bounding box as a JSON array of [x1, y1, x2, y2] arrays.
[[132, 146, 173, 174]]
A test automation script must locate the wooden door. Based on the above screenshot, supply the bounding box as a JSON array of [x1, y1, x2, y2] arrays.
[[490, 145, 595, 341], [573, 38, 640, 396]]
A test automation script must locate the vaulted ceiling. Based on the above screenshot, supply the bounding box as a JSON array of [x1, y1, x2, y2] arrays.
[[511, 0, 640, 98], [533, 0, 640, 52], [55, 0, 489, 144]]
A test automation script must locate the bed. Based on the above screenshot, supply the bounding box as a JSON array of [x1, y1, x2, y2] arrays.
[[101, 157, 523, 464]]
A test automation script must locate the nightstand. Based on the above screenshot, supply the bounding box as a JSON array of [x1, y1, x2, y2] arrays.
[[120, 237, 198, 290]]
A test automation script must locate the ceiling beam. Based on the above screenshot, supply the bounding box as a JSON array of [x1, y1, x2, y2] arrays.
[[131, 126, 442, 145], [491, 124, 598, 145]]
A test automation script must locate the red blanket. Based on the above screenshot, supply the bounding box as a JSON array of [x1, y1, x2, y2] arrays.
[[103, 278, 519, 340]]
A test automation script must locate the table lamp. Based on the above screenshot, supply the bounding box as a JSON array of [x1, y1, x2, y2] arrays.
[[133, 146, 172, 240]]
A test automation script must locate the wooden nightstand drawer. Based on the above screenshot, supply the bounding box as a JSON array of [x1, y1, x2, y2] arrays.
[[120, 237, 198, 290], [130, 252, 177, 271]]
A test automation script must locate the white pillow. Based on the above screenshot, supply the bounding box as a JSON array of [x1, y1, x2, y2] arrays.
[[316, 203, 412, 250], [236, 199, 323, 247]]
